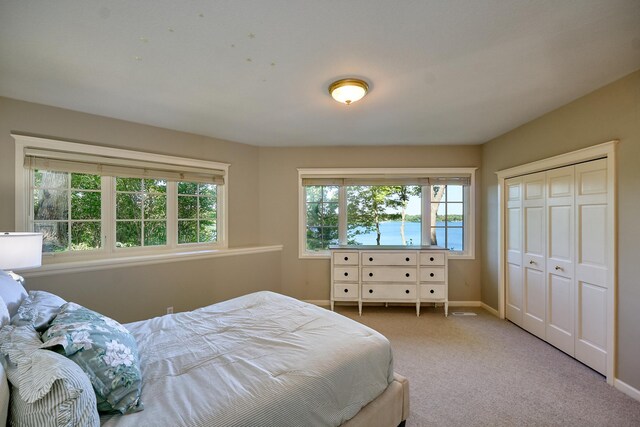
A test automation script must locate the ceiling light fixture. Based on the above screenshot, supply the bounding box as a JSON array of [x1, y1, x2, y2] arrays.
[[329, 78, 369, 105]]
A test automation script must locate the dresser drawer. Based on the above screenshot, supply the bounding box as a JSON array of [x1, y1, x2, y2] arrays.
[[362, 284, 416, 300], [334, 284, 358, 299], [362, 267, 416, 282], [420, 284, 446, 300], [333, 267, 359, 282], [420, 267, 445, 282], [333, 252, 359, 265], [362, 252, 417, 266], [420, 252, 445, 266]]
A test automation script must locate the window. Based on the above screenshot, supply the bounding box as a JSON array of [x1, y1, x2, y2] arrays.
[[177, 182, 218, 244], [115, 178, 167, 248], [305, 185, 339, 250], [347, 185, 422, 246], [299, 169, 475, 259], [430, 184, 464, 252], [14, 135, 228, 263], [32, 171, 102, 252]]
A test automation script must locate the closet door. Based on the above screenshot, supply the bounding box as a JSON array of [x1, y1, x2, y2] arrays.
[[505, 178, 523, 326], [574, 159, 608, 374], [545, 166, 575, 355], [522, 172, 546, 339]]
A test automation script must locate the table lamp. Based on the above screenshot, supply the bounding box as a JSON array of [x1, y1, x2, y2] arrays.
[[0, 232, 43, 282]]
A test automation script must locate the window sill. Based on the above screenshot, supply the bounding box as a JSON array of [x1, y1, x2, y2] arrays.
[[18, 245, 283, 277], [300, 250, 475, 260]]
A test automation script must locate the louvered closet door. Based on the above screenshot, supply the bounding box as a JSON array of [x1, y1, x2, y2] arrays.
[[505, 178, 524, 326], [522, 172, 546, 339], [574, 159, 608, 374], [545, 166, 575, 356]]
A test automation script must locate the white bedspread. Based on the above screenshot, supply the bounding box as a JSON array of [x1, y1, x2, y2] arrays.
[[101, 291, 394, 427]]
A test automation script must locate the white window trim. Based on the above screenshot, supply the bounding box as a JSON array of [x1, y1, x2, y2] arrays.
[[13, 134, 229, 266], [297, 167, 476, 260]]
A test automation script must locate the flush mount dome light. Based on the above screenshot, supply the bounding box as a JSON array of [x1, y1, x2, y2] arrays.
[[329, 78, 369, 105]]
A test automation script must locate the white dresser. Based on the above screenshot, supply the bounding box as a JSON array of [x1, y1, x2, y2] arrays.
[[330, 245, 448, 316]]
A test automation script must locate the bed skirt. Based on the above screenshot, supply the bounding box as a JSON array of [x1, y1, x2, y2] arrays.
[[341, 373, 409, 427]]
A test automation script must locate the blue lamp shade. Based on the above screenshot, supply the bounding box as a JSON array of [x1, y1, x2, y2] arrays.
[[0, 232, 43, 270]]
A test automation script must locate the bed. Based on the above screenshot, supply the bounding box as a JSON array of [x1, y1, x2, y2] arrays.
[[0, 271, 408, 427]]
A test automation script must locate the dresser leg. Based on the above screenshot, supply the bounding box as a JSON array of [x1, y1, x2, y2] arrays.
[[331, 300, 334, 311], [445, 302, 449, 317], [358, 301, 362, 316], [416, 302, 420, 317]]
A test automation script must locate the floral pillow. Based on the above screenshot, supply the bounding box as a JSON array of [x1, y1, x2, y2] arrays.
[[11, 290, 67, 331], [41, 303, 143, 414]]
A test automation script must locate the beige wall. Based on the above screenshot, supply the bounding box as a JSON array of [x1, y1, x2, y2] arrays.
[[481, 70, 640, 389], [0, 97, 281, 321], [24, 252, 282, 323], [258, 145, 483, 302]]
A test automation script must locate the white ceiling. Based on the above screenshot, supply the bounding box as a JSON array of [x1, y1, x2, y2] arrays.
[[1, 1, 639, 147]]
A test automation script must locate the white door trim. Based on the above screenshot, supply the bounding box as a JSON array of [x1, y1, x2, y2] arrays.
[[496, 140, 617, 384]]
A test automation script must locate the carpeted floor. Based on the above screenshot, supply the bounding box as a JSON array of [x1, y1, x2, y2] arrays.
[[336, 304, 640, 427]]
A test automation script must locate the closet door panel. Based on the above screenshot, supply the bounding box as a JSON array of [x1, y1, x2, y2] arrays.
[[522, 173, 545, 338], [507, 263, 523, 323], [547, 274, 574, 354], [574, 159, 608, 374], [576, 204, 607, 285], [546, 166, 575, 355], [576, 281, 607, 373], [523, 268, 546, 338], [505, 178, 523, 325]]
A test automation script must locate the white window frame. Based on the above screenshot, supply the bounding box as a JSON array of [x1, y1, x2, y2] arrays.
[[14, 134, 229, 265], [298, 168, 476, 259]]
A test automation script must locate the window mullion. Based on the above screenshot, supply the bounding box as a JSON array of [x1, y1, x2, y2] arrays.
[[100, 176, 110, 254], [338, 186, 347, 244], [67, 173, 72, 250], [444, 186, 448, 249], [166, 181, 177, 248], [422, 185, 430, 246]]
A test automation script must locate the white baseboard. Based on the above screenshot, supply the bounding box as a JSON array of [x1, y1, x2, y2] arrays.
[[448, 301, 481, 307], [614, 378, 640, 402], [481, 302, 499, 317]]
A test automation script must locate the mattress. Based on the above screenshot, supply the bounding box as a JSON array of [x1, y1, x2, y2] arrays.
[[100, 291, 394, 427]]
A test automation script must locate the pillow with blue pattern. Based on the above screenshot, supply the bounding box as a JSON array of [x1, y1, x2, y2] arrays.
[[41, 303, 143, 414]]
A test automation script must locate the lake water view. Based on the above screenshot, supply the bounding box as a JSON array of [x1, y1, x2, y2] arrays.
[[352, 221, 463, 250]]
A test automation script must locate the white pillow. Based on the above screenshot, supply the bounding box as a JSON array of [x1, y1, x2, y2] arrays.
[[0, 271, 28, 318], [11, 290, 67, 331]]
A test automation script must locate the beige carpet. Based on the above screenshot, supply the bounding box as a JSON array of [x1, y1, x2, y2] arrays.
[[336, 304, 640, 427]]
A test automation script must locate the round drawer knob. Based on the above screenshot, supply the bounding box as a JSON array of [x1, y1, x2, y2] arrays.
[[430, 273, 435, 277], [344, 272, 349, 277], [430, 257, 434, 261], [430, 289, 435, 294], [405, 273, 410, 277], [369, 289, 373, 294], [369, 257, 373, 262], [369, 272, 373, 277], [405, 257, 410, 262], [344, 256, 349, 261], [344, 288, 349, 293]]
